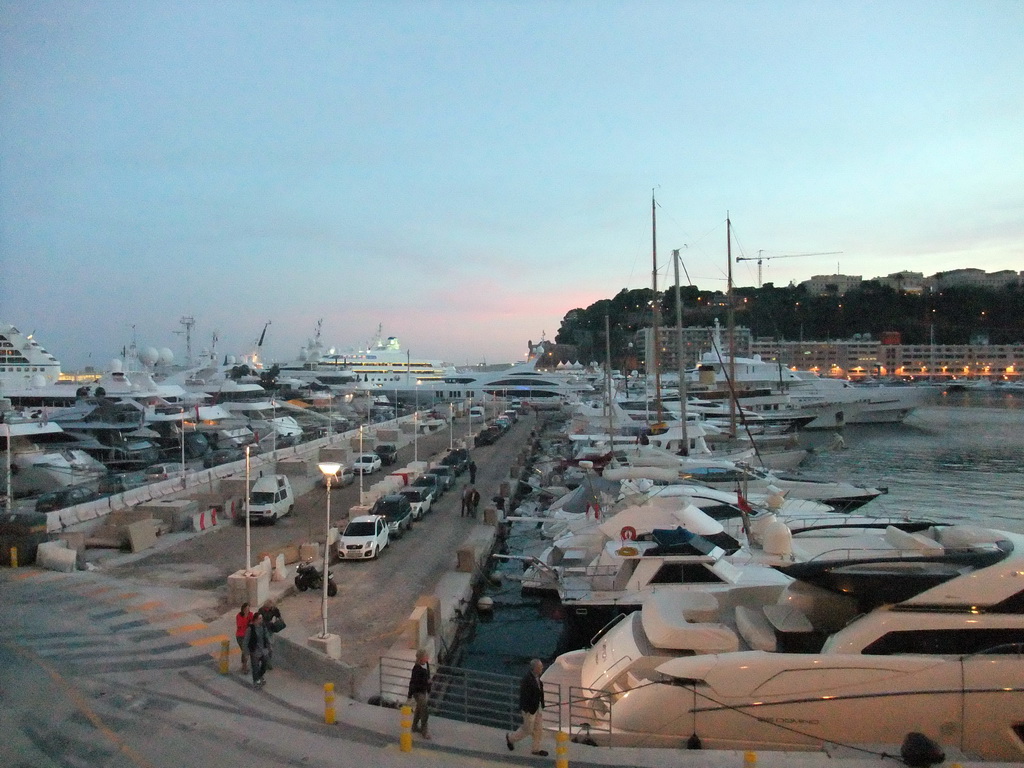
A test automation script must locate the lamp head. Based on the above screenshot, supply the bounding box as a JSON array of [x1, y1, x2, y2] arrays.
[[318, 461, 342, 478]]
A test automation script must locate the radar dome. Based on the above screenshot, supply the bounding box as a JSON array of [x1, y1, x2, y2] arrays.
[[110, 359, 124, 373], [139, 347, 159, 366], [158, 348, 174, 365], [225, 355, 236, 365]]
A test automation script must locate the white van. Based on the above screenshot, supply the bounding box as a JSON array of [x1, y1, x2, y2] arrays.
[[469, 405, 486, 420], [247, 474, 294, 524]]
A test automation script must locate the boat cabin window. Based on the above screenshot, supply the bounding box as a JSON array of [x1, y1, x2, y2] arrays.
[[862, 628, 1024, 656], [649, 562, 725, 585]]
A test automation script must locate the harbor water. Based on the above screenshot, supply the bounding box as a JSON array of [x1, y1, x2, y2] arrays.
[[453, 390, 1024, 677]]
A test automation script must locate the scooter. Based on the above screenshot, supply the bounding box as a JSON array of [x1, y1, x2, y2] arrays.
[[294, 560, 338, 596]]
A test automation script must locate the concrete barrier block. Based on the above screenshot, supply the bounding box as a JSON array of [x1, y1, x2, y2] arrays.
[[38, 540, 76, 573], [456, 547, 476, 573], [272, 553, 287, 582], [404, 606, 428, 649], [276, 458, 309, 477], [76, 505, 99, 522], [414, 595, 441, 636], [45, 511, 62, 533]]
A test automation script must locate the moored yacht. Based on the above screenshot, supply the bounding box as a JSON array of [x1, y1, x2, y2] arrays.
[[542, 522, 1024, 760]]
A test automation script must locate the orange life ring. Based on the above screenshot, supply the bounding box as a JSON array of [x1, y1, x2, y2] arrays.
[[616, 546, 639, 557], [620, 525, 637, 541]]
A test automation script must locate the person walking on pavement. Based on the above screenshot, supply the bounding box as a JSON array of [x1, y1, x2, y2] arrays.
[[468, 485, 481, 518], [245, 612, 272, 687], [257, 599, 284, 670], [460, 484, 470, 517], [468, 459, 477, 484], [234, 602, 254, 674], [505, 658, 548, 756], [407, 649, 432, 739]]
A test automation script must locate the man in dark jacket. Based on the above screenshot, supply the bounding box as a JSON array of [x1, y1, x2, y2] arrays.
[[245, 612, 272, 687], [407, 649, 432, 739], [505, 658, 547, 756]]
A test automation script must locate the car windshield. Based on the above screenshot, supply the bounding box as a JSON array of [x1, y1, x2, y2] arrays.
[[402, 490, 422, 500], [251, 492, 275, 504], [344, 521, 376, 536]]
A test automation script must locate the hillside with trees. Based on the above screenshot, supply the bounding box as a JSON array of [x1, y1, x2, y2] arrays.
[[554, 282, 1024, 370]]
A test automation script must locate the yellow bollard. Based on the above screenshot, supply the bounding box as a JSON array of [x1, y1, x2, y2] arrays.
[[324, 683, 336, 725], [399, 703, 413, 752], [744, 750, 757, 768], [219, 639, 230, 675], [10, 547, 17, 568], [555, 730, 569, 768]]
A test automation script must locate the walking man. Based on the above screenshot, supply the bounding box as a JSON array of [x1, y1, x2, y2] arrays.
[[245, 612, 272, 687], [505, 658, 547, 756], [257, 599, 284, 670], [468, 459, 477, 484], [468, 485, 481, 518], [407, 649, 432, 739]]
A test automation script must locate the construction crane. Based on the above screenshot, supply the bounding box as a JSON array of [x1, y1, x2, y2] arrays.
[[736, 250, 843, 287]]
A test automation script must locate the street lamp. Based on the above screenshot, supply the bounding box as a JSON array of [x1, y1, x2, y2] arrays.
[[358, 424, 365, 506], [179, 407, 186, 485], [448, 402, 454, 451], [316, 461, 341, 639], [414, 383, 420, 463], [244, 444, 252, 570]]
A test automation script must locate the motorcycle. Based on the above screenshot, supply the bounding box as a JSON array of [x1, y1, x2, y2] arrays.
[[294, 560, 338, 596]]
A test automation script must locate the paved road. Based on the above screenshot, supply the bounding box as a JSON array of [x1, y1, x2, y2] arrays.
[[101, 412, 539, 676]]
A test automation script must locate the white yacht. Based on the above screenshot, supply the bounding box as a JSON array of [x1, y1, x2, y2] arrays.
[[687, 324, 933, 428], [0, 324, 62, 392], [0, 410, 107, 495], [542, 523, 1024, 761]]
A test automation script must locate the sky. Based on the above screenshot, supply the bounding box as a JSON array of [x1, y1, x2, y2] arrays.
[[2, 0, 1022, 370]]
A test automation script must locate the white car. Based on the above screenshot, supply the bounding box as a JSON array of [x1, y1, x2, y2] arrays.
[[398, 486, 432, 520], [352, 453, 382, 475], [336, 515, 389, 560]]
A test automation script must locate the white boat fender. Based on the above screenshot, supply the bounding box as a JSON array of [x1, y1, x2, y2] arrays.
[[477, 596, 494, 612]]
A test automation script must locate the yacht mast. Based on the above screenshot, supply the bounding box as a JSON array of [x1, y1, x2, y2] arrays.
[[651, 192, 663, 424], [673, 248, 689, 455], [727, 215, 737, 436]]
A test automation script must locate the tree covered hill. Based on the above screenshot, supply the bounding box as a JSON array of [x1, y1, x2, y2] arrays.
[[554, 282, 1024, 369]]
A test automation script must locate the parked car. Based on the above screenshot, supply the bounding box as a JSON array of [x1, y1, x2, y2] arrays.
[[352, 453, 382, 475], [336, 515, 389, 560], [143, 462, 185, 481], [320, 464, 355, 487], [97, 471, 144, 495], [370, 494, 413, 538], [35, 486, 102, 513], [440, 448, 470, 474], [202, 447, 245, 469], [398, 486, 432, 520], [502, 409, 519, 423], [374, 443, 399, 466], [412, 473, 445, 499], [475, 426, 502, 446], [425, 465, 456, 491]]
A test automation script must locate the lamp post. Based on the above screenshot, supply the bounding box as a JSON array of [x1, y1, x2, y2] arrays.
[[271, 399, 277, 454], [358, 425, 365, 506], [413, 384, 420, 463], [2, 424, 11, 516], [466, 395, 472, 446], [244, 444, 252, 570], [316, 461, 341, 639], [448, 402, 454, 451], [179, 407, 186, 485]]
